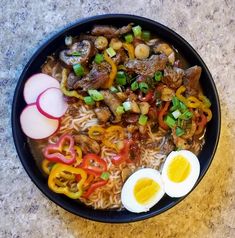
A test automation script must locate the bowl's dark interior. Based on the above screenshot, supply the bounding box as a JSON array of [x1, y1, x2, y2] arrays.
[[12, 14, 220, 223]]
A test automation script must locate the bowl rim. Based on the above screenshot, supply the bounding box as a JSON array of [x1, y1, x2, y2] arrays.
[[11, 13, 221, 223]]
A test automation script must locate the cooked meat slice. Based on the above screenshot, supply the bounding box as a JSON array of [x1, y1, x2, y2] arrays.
[[66, 72, 81, 90], [78, 33, 97, 43], [75, 62, 110, 90], [183, 66, 202, 96], [59, 40, 95, 67], [91, 23, 133, 39], [162, 67, 184, 89], [124, 54, 168, 77], [123, 113, 139, 124], [115, 23, 133, 35], [91, 25, 118, 38], [74, 134, 100, 154], [112, 48, 128, 65], [94, 106, 111, 123], [100, 90, 122, 122]]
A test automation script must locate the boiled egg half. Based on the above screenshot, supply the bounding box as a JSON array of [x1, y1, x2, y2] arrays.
[[121, 168, 165, 213], [161, 150, 200, 198]]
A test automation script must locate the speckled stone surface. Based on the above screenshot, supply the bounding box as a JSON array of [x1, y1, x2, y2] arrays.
[[0, 0, 235, 237]]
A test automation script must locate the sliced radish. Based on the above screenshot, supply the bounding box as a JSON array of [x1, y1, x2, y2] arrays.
[[24, 73, 60, 104], [36, 87, 68, 119], [20, 104, 60, 139]]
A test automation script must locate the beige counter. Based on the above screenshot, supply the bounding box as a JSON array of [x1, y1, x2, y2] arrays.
[[0, 0, 234, 237]]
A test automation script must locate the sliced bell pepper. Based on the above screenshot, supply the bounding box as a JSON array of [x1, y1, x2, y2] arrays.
[[88, 125, 105, 141], [176, 86, 188, 105], [158, 101, 171, 130], [103, 51, 117, 88], [186, 96, 201, 108], [103, 126, 125, 151], [79, 154, 107, 177], [112, 139, 140, 165], [42, 159, 56, 175], [195, 112, 207, 135], [123, 43, 135, 59], [48, 164, 87, 199], [138, 90, 154, 102], [61, 69, 84, 100], [43, 134, 76, 165], [82, 179, 108, 199]]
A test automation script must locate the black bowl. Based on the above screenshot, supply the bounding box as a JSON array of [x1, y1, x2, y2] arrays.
[[12, 14, 221, 223]]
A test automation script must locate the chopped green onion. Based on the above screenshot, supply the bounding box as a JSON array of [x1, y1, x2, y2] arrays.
[[176, 147, 182, 151], [123, 101, 132, 111], [139, 82, 149, 93], [73, 64, 84, 77], [116, 71, 127, 86], [125, 34, 134, 43], [71, 51, 81, 56], [100, 172, 110, 180], [106, 47, 116, 57], [132, 25, 142, 37], [154, 71, 163, 81], [88, 90, 104, 101], [177, 118, 184, 128], [164, 115, 176, 128], [172, 109, 182, 119], [179, 110, 193, 120], [142, 31, 151, 41], [84, 96, 95, 105], [176, 127, 185, 137], [179, 101, 187, 112], [110, 86, 118, 93], [94, 54, 104, 64], [131, 81, 139, 91], [138, 114, 148, 126], [116, 106, 125, 115]]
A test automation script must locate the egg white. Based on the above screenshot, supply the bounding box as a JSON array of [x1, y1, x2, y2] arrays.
[[161, 150, 200, 198], [121, 168, 165, 213]]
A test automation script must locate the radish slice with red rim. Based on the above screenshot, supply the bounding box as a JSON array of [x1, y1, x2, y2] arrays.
[[24, 73, 60, 104], [36, 87, 68, 119], [20, 104, 60, 139]]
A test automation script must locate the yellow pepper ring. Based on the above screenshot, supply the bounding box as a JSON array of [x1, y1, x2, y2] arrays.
[[48, 164, 87, 199], [187, 96, 201, 108], [175, 86, 188, 105], [61, 69, 84, 100], [42, 159, 55, 175], [88, 125, 106, 141], [123, 43, 135, 59], [103, 51, 117, 88]]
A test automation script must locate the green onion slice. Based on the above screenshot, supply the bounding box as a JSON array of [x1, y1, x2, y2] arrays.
[[154, 71, 163, 81], [101, 172, 110, 180], [106, 47, 116, 57], [131, 81, 139, 91], [123, 101, 132, 111], [125, 34, 134, 43], [132, 25, 142, 37], [84, 96, 95, 105], [139, 82, 149, 93], [176, 127, 185, 137], [73, 64, 84, 77], [138, 114, 148, 126], [164, 115, 176, 128], [88, 90, 104, 101], [94, 54, 104, 64]]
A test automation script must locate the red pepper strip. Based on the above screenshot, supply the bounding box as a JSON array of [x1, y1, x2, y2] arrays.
[[82, 180, 108, 199], [138, 91, 154, 102], [43, 134, 76, 165], [195, 113, 207, 135], [158, 101, 171, 130], [112, 139, 140, 165], [79, 154, 107, 177]]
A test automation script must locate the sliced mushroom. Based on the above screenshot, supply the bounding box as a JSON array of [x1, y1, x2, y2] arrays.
[[74, 134, 100, 154], [59, 40, 95, 67]]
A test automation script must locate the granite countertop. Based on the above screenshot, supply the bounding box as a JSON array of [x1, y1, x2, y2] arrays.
[[0, 0, 234, 237]]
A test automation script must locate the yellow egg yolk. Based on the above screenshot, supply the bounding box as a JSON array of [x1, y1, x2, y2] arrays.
[[167, 155, 191, 183], [134, 178, 160, 205]]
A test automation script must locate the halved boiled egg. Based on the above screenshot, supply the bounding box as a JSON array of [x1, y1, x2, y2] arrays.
[[121, 168, 165, 213], [161, 150, 200, 198]]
